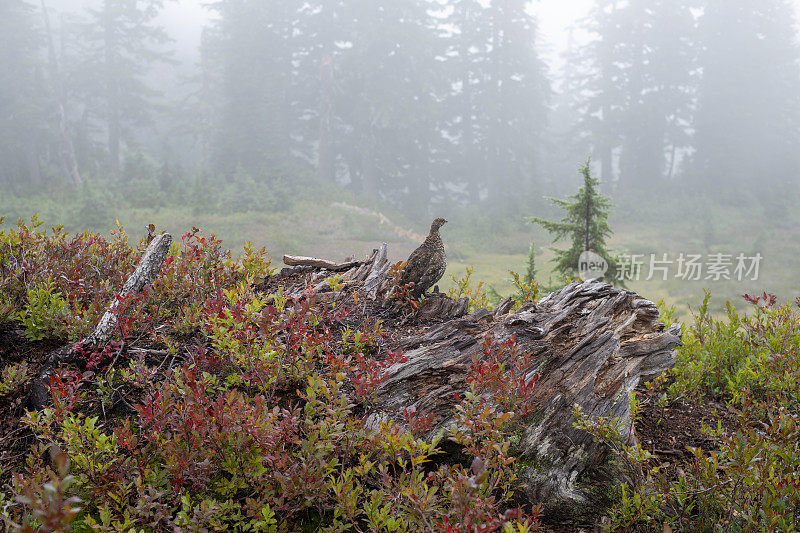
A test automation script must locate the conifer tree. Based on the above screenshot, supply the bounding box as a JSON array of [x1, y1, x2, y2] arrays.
[[567, 0, 696, 190], [692, 0, 800, 195], [69, 0, 172, 175], [528, 161, 618, 282], [441, 0, 550, 210], [202, 0, 298, 176], [330, 0, 441, 205], [0, 0, 47, 186]]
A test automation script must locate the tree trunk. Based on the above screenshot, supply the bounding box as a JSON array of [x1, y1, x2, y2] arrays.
[[41, 0, 82, 187], [317, 53, 335, 183]]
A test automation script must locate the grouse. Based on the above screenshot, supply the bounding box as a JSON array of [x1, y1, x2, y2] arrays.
[[400, 217, 447, 298]]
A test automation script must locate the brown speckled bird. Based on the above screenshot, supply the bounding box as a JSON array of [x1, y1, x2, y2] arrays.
[[400, 217, 447, 298]]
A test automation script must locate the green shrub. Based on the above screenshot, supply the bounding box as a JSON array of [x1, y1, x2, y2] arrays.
[[68, 184, 116, 230], [18, 279, 69, 340], [593, 403, 800, 532], [591, 291, 800, 531], [669, 291, 800, 409], [447, 266, 492, 312]]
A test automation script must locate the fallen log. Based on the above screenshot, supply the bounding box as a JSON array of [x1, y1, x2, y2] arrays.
[[24, 233, 173, 410]]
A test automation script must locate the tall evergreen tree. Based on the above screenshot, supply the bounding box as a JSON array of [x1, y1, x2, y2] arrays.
[[302, 1, 340, 184], [439, 0, 487, 204], [483, 0, 550, 208], [692, 0, 800, 195], [564, 1, 624, 187], [331, 0, 442, 209], [41, 0, 82, 187], [443, 0, 550, 210], [297, 0, 352, 186], [69, 0, 172, 175], [568, 0, 696, 191], [615, 0, 696, 190], [202, 0, 298, 176], [0, 0, 47, 186]]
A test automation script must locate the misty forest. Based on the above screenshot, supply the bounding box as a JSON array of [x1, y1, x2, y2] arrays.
[[2, 0, 800, 531]]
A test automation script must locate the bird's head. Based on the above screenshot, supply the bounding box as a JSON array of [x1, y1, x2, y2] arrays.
[[430, 217, 447, 232]]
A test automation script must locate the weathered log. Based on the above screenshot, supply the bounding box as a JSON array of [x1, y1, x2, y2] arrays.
[[365, 280, 681, 508], [86, 233, 172, 345], [24, 234, 173, 410], [283, 254, 361, 271]]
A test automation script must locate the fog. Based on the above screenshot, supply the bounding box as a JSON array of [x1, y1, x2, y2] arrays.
[[2, 0, 800, 308]]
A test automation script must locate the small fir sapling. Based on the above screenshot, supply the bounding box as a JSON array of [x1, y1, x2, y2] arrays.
[[528, 160, 620, 284]]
